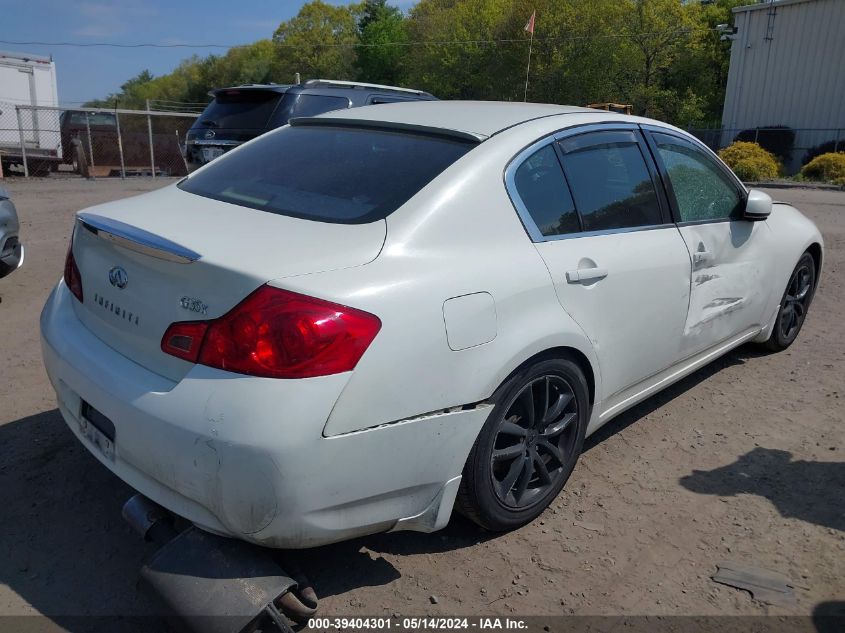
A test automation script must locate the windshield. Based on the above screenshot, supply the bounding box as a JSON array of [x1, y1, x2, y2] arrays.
[[179, 124, 476, 224], [197, 89, 285, 130]]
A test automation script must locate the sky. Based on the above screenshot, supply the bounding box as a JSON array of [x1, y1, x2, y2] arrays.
[[0, 0, 413, 106]]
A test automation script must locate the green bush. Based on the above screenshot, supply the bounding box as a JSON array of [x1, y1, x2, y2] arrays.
[[718, 141, 782, 181], [802, 139, 845, 165], [801, 152, 845, 184]]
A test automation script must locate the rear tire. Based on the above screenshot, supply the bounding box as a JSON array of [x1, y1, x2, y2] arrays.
[[762, 252, 816, 352], [456, 358, 589, 531]]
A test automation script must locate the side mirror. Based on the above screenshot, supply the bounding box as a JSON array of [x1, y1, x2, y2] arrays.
[[744, 189, 772, 221]]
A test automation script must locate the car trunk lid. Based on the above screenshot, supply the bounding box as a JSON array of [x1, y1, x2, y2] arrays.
[[69, 185, 386, 382]]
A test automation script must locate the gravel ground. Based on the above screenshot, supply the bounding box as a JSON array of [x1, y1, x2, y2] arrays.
[[0, 178, 842, 629]]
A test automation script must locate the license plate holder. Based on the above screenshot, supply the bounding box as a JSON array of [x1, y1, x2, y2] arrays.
[[201, 147, 224, 163], [79, 401, 116, 462]]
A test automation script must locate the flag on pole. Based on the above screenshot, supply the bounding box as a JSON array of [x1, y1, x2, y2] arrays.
[[524, 11, 536, 35], [523, 11, 536, 102]]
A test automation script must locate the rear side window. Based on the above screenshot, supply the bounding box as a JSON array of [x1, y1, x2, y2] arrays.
[[289, 94, 349, 118], [179, 125, 475, 224], [370, 95, 414, 105], [513, 145, 580, 237], [557, 131, 662, 232], [268, 93, 350, 127], [199, 90, 284, 130]]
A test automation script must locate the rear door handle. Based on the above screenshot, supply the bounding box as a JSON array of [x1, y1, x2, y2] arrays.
[[566, 267, 608, 283]]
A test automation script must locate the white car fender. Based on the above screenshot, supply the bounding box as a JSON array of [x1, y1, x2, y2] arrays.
[[752, 202, 824, 343]]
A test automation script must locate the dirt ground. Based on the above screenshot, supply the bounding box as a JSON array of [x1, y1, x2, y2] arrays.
[[0, 178, 842, 628]]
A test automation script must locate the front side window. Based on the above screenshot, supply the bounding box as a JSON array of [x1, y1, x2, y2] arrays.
[[652, 132, 743, 222], [179, 124, 475, 224], [557, 130, 662, 232], [513, 145, 580, 237]]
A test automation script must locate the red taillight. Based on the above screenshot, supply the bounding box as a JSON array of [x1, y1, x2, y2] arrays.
[[63, 246, 84, 302], [161, 321, 208, 363], [161, 286, 381, 379]]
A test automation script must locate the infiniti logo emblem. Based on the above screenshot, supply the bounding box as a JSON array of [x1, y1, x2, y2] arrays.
[[108, 266, 128, 289]]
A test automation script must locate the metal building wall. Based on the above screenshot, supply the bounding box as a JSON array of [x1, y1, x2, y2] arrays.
[[721, 0, 845, 170]]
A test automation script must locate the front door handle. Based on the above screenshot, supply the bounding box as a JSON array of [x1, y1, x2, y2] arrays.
[[566, 267, 608, 283], [692, 249, 712, 265]]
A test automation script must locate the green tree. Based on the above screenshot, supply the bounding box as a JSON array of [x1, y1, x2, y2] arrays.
[[86, 0, 742, 128], [405, 0, 516, 99], [520, 0, 626, 106], [666, 0, 747, 126], [613, 0, 697, 119], [273, 1, 362, 82], [355, 0, 408, 84]]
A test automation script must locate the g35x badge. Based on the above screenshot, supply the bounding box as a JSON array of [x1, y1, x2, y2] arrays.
[[180, 296, 208, 315]]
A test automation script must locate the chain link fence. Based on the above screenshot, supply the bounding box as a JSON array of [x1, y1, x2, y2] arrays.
[[686, 127, 844, 175], [0, 104, 198, 179]]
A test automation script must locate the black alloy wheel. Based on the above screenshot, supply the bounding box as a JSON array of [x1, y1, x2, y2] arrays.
[[764, 252, 816, 351], [457, 357, 588, 531], [491, 375, 578, 509]]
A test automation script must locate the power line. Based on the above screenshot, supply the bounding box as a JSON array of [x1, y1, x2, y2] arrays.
[[0, 29, 713, 51]]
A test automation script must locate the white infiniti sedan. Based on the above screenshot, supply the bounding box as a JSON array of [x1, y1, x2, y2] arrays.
[[41, 102, 822, 548]]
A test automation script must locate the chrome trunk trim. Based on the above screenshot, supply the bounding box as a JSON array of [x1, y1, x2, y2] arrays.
[[77, 213, 200, 264]]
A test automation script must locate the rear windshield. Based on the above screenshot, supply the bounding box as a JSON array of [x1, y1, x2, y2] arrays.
[[198, 90, 284, 130], [178, 125, 476, 224]]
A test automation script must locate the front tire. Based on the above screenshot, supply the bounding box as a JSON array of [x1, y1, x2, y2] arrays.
[[762, 252, 816, 352], [456, 358, 589, 531]]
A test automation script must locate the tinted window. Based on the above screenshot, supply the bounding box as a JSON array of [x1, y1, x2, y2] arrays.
[[652, 132, 743, 222], [290, 94, 349, 118], [370, 95, 413, 104], [268, 93, 350, 127], [179, 125, 475, 224], [514, 145, 580, 237], [558, 131, 662, 232], [198, 90, 284, 130]]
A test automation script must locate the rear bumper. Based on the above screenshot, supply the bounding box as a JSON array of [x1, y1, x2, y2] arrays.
[[40, 281, 487, 548]]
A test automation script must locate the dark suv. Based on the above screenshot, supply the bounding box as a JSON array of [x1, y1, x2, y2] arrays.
[[184, 79, 436, 171]]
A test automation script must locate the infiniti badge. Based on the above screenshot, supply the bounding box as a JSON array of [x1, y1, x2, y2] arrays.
[[108, 266, 128, 289]]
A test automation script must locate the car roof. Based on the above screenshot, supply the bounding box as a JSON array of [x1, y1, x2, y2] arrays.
[[307, 100, 615, 140]]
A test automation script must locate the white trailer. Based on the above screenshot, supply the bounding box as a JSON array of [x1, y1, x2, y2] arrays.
[[0, 50, 62, 175]]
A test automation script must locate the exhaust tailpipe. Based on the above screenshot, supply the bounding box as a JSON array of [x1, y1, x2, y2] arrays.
[[122, 494, 301, 633], [122, 493, 178, 544]]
